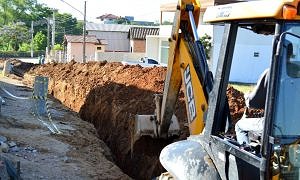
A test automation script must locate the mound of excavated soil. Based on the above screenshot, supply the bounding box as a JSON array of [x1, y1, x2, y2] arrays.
[[0, 59, 36, 77], [227, 86, 265, 122], [227, 86, 246, 124], [25, 61, 261, 179]]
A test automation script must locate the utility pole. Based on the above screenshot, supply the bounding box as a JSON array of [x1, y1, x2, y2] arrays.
[[52, 10, 56, 48], [30, 21, 34, 58], [60, 0, 86, 63], [83, 1, 86, 63], [47, 17, 50, 57]]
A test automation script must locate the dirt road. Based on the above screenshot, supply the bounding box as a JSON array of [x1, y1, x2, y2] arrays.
[[0, 76, 129, 179]]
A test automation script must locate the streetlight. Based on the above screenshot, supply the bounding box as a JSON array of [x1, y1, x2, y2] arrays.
[[60, 0, 87, 63]]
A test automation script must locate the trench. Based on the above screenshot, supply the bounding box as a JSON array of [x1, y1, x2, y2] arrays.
[[23, 61, 188, 179]]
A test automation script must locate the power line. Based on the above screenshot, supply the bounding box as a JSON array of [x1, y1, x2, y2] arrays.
[[60, 0, 87, 63], [60, 0, 84, 15]]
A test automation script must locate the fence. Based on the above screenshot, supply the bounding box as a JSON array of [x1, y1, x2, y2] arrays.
[[46, 51, 145, 64], [46, 50, 66, 63], [0, 51, 46, 59], [95, 52, 145, 62]]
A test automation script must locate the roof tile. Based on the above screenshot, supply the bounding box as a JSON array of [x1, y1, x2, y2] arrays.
[[128, 27, 159, 40]]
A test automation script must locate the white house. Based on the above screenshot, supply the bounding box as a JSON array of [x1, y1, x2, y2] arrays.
[[86, 22, 132, 52]]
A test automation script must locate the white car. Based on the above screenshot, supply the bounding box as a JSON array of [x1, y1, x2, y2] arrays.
[[121, 57, 167, 67]]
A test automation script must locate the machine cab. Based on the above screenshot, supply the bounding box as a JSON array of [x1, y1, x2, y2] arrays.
[[159, 1, 300, 179], [202, 1, 300, 179]]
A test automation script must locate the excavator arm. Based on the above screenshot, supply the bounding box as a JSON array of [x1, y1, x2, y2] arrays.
[[135, 0, 213, 139]]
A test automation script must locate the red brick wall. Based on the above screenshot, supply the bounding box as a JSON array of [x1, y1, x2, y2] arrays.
[[133, 40, 146, 53]]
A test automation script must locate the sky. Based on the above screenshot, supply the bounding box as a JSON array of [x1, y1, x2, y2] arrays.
[[37, 0, 177, 23]]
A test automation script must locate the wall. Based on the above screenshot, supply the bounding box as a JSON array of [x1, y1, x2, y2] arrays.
[[88, 30, 130, 52], [132, 39, 146, 53], [212, 25, 273, 83], [67, 42, 97, 62], [146, 36, 169, 64], [95, 52, 145, 62], [96, 45, 106, 52], [146, 36, 159, 61]]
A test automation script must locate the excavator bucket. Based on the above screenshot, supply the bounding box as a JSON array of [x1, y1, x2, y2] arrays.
[[134, 114, 180, 139]]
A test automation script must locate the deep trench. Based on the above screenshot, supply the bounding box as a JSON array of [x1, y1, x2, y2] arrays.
[[77, 82, 188, 179]]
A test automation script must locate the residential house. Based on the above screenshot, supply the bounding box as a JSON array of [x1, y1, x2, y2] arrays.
[[128, 27, 159, 53], [63, 35, 107, 62], [86, 22, 163, 62], [86, 22, 132, 52], [96, 13, 119, 24]]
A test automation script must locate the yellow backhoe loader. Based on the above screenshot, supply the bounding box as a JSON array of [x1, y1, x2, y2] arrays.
[[136, 0, 300, 179]]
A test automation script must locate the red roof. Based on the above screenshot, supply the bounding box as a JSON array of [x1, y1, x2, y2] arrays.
[[64, 35, 107, 45], [96, 14, 119, 21]]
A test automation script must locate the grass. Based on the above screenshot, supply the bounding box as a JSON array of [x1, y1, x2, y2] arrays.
[[229, 82, 255, 94]]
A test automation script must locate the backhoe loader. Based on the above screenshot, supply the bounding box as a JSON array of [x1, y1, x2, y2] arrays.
[[136, 0, 300, 179]]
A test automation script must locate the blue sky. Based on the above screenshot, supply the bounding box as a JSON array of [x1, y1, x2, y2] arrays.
[[37, 0, 176, 23]]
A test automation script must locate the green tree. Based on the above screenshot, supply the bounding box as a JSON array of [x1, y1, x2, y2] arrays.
[[53, 44, 63, 50], [0, 0, 83, 52], [114, 17, 130, 24], [0, 23, 30, 51], [199, 33, 212, 59], [29, 4, 52, 35], [73, 21, 83, 35], [55, 13, 82, 44], [0, 0, 36, 25], [33, 31, 47, 51], [19, 43, 31, 51]]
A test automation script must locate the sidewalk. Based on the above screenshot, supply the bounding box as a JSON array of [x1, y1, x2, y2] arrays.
[[18, 58, 39, 64]]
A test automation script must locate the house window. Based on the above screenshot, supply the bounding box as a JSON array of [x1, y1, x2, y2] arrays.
[[97, 46, 102, 50], [160, 41, 169, 64], [254, 52, 259, 57]]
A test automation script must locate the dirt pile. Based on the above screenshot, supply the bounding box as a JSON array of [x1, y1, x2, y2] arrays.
[[227, 86, 246, 123], [0, 59, 36, 77], [227, 86, 265, 122]]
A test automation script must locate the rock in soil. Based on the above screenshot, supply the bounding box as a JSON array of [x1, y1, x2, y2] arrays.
[[0, 142, 9, 153]]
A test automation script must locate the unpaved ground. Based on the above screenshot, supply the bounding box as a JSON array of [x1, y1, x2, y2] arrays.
[[24, 61, 261, 179], [0, 76, 129, 179]]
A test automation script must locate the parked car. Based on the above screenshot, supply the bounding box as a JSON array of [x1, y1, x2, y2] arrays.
[[121, 57, 166, 67], [139, 57, 158, 64]]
